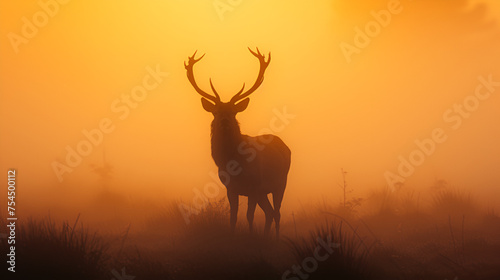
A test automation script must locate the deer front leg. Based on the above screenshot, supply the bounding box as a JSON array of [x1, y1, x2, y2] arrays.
[[227, 191, 239, 234]]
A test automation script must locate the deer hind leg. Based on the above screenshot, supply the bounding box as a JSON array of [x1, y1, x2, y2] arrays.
[[257, 195, 274, 237], [227, 191, 239, 234], [272, 190, 285, 240], [247, 196, 257, 233]]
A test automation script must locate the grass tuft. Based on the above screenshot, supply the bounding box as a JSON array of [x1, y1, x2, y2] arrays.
[[1, 215, 109, 280]]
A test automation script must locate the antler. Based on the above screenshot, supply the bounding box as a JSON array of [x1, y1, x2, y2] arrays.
[[229, 47, 271, 104], [185, 51, 221, 103]]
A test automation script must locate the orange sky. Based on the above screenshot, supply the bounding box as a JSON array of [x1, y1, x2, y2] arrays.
[[1, 0, 499, 214]]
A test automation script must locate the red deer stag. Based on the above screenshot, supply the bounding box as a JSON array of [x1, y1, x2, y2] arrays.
[[184, 48, 291, 239]]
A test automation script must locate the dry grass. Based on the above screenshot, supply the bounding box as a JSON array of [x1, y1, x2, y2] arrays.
[[2, 186, 500, 280], [1, 215, 109, 280], [287, 221, 372, 279]]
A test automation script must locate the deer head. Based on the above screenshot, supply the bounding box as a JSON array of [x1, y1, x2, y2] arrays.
[[184, 48, 271, 130]]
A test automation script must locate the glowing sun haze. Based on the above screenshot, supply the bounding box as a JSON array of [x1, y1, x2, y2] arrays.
[[0, 0, 499, 214]]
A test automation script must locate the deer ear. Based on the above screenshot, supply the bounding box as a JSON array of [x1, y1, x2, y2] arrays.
[[201, 98, 216, 112], [234, 98, 250, 112]]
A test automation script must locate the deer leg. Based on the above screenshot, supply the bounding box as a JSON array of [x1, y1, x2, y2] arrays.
[[257, 195, 274, 237], [227, 191, 239, 234], [247, 196, 257, 233], [273, 190, 285, 240]]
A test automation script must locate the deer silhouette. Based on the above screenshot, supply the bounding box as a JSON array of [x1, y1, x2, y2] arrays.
[[185, 48, 291, 239]]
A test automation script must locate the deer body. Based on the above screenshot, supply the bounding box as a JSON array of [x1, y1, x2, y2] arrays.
[[212, 132, 291, 197], [185, 48, 291, 238]]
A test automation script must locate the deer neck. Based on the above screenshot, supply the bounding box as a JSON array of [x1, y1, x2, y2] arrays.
[[210, 120, 243, 167]]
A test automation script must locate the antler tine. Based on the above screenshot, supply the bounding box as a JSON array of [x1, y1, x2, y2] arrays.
[[248, 47, 263, 58], [185, 51, 220, 103], [235, 83, 246, 96], [209, 79, 221, 100], [230, 48, 271, 104]]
